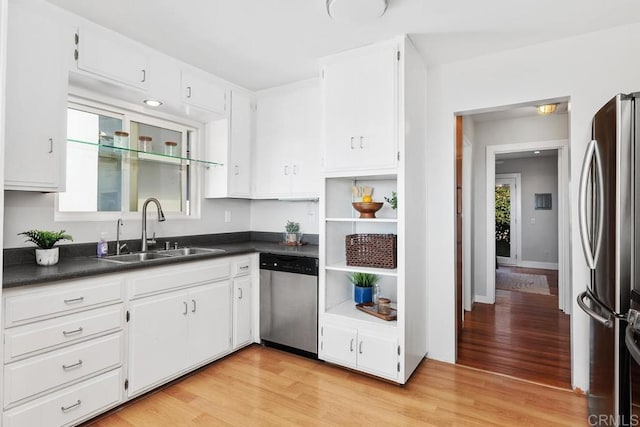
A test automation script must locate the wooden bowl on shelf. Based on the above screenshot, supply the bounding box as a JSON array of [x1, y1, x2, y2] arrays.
[[352, 202, 384, 218]]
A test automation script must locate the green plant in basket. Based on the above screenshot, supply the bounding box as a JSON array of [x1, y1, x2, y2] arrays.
[[18, 230, 73, 249]]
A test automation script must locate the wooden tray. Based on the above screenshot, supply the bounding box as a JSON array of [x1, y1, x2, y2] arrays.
[[356, 302, 397, 321]]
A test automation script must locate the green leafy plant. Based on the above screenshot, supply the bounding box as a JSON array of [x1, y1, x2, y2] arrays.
[[18, 230, 73, 249], [348, 272, 380, 288], [284, 221, 300, 233], [384, 192, 397, 210]]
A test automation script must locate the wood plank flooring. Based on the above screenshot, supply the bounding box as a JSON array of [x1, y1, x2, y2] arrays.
[[457, 266, 572, 389], [87, 345, 586, 426]]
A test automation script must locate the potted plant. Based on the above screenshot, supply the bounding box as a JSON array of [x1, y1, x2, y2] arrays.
[[384, 191, 397, 210], [284, 220, 302, 244], [349, 272, 380, 304], [18, 229, 73, 266]]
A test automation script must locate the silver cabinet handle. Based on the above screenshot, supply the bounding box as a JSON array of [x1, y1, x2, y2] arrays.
[[578, 139, 605, 269], [141, 69, 146, 82], [577, 290, 613, 328], [284, 165, 289, 175], [350, 338, 354, 352], [62, 360, 83, 371], [293, 164, 298, 175], [359, 341, 363, 354], [48, 138, 53, 154], [183, 301, 188, 315], [234, 165, 239, 175], [61, 400, 81, 413], [239, 265, 249, 271], [359, 136, 364, 149], [62, 327, 83, 337], [238, 288, 243, 300], [64, 297, 84, 305], [186, 86, 192, 98], [350, 136, 355, 149], [191, 299, 196, 313]]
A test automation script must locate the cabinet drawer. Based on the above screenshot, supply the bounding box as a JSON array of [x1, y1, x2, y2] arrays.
[[233, 259, 251, 276], [5, 278, 123, 327], [3, 368, 122, 427], [4, 333, 123, 407], [130, 261, 230, 298], [4, 305, 124, 363]]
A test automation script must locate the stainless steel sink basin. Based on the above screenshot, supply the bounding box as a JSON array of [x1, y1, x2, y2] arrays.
[[156, 247, 226, 256], [98, 252, 172, 263]]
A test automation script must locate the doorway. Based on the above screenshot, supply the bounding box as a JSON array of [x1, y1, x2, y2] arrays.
[[495, 173, 521, 267]]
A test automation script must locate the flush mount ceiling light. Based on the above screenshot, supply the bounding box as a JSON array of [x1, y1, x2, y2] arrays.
[[536, 103, 558, 115], [326, 0, 389, 23], [143, 99, 163, 107]]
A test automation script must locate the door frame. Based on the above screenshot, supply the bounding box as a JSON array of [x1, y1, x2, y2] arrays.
[[485, 139, 570, 313], [495, 173, 522, 267]]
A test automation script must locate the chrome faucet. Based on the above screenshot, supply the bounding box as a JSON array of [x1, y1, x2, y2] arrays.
[[115, 218, 127, 255], [141, 198, 165, 252]]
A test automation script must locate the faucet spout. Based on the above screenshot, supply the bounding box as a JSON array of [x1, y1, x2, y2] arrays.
[[141, 198, 165, 252]]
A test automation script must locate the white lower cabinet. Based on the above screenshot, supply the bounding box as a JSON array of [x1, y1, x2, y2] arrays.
[[320, 323, 398, 381], [233, 275, 252, 349], [128, 280, 232, 396]]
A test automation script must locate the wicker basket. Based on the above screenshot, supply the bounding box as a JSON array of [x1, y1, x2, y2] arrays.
[[345, 234, 397, 269]]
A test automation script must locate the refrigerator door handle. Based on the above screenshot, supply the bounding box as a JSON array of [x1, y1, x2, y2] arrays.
[[577, 290, 614, 328], [626, 310, 640, 366], [578, 139, 605, 269]]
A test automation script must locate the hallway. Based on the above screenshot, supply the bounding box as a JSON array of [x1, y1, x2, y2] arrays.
[[457, 266, 571, 389]]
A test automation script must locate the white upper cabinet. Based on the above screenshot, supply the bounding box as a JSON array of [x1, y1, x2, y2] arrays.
[[204, 89, 252, 198], [322, 42, 398, 173], [76, 25, 150, 90], [181, 69, 227, 115], [5, 0, 67, 191], [254, 79, 321, 199]]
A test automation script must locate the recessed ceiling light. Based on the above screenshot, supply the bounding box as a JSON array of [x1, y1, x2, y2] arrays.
[[534, 151, 541, 154], [536, 104, 558, 115], [143, 99, 163, 107], [326, 0, 388, 22]]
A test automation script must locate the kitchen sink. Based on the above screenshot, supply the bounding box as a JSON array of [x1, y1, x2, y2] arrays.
[[98, 252, 173, 263], [156, 247, 226, 256]]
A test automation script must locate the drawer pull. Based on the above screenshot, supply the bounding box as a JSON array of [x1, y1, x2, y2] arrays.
[[62, 360, 83, 371], [62, 327, 83, 337], [239, 265, 249, 271], [64, 297, 84, 305], [61, 399, 82, 413]]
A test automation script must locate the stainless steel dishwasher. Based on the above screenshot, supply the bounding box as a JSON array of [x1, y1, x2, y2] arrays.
[[259, 253, 318, 358]]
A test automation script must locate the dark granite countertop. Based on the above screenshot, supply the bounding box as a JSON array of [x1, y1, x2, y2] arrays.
[[4, 237, 318, 289]]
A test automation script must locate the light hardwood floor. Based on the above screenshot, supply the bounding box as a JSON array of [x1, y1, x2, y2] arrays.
[[86, 345, 587, 426]]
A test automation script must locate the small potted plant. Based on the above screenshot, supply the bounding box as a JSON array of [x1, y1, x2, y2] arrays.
[[385, 191, 397, 210], [18, 229, 73, 266], [284, 220, 302, 244], [349, 272, 380, 304]]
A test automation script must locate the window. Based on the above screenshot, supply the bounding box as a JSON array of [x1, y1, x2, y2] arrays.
[[58, 101, 197, 218]]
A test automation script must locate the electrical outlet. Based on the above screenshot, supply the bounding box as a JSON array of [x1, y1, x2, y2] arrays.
[[224, 210, 232, 223], [530, 217, 535, 224]]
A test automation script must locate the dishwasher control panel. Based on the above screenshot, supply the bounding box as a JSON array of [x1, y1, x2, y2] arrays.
[[259, 254, 318, 276]]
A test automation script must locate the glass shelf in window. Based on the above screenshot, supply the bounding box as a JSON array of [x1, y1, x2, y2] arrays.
[[67, 139, 224, 167]]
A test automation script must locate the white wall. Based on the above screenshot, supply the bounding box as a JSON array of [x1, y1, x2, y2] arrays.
[[4, 192, 251, 248], [496, 155, 559, 265], [249, 200, 319, 235], [426, 22, 640, 391]]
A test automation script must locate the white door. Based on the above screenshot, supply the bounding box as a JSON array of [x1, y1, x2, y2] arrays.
[[356, 330, 398, 379], [320, 324, 357, 368], [128, 292, 187, 395], [187, 281, 232, 367], [290, 83, 321, 196], [495, 175, 519, 266], [229, 90, 252, 197], [181, 70, 226, 114], [233, 276, 253, 348]]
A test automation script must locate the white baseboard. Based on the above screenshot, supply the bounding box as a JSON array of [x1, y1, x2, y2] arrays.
[[473, 295, 493, 304], [518, 260, 558, 270]]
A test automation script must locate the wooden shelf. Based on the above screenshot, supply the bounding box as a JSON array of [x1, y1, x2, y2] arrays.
[[325, 217, 397, 223], [325, 299, 398, 327], [325, 261, 398, 277]]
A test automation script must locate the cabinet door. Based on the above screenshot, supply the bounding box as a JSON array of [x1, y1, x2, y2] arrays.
[[181, 70, 227, 114], [290, 83, 321, 197], [5, 1, 67, 191], [128, 292, 187, 396], [229, 90, 252, 197], [187, 281, 231, 367], [76, 25, 149, 90], [320, 323, 357, 368], [233, 276, 252, 349], [356, 330, 398, 379]]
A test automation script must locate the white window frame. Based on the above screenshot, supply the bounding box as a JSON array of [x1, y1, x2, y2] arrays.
[[55, 98, 202, 222]]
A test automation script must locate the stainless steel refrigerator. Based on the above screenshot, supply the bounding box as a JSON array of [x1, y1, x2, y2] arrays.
[[577, 93, 635, 426]]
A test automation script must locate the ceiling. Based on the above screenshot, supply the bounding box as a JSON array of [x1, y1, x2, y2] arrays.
[[46, 0, 640, 91]]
